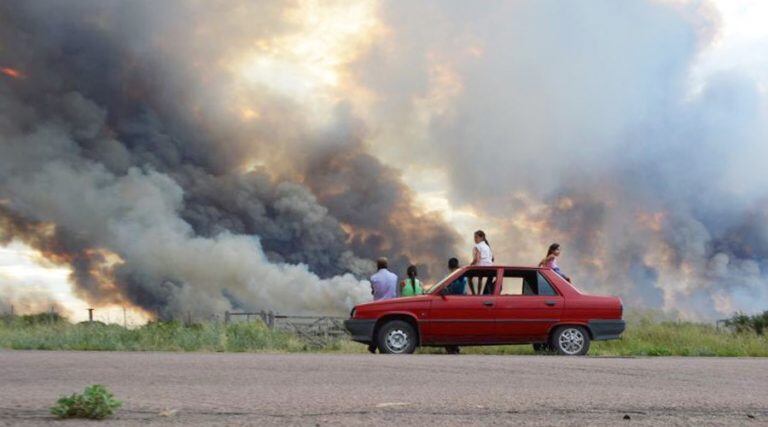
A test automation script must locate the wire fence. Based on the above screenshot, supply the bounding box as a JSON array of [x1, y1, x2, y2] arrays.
[[2, 305, 350, 346], [0, 305, 158, 329], [225, 311, 349, 346]]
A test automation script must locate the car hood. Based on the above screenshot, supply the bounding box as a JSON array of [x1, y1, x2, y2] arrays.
[[354, 295, 432, 309]]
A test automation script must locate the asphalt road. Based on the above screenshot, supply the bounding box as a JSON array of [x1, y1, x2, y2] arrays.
[[0, 351, 766, 426]]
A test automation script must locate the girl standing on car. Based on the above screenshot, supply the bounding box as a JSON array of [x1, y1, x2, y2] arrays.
[[399, 265, 423, 297], [471, 230, 494, 266], [539, 243, 571, 282], [470, 230, 494, 295]]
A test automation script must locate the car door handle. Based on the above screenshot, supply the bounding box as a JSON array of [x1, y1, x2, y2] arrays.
[[545, 301, 556, 306], [483, 301, 494, 307]]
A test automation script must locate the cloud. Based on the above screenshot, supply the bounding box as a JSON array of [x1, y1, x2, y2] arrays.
[[345, 0, 768, 317]]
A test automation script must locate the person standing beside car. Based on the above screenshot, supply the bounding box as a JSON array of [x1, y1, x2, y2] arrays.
[[444, 257, 466, 355], [367, 257, 398, 353], [370, 257, 398, 300], [399, 264, 423, 297], [445, 257, 468, 295]]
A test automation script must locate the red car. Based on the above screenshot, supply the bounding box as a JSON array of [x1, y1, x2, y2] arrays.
[[344, 265, 624, 355]]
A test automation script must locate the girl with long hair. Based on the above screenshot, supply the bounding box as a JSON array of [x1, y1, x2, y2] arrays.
[[399, 264, 423, 297], [470, 230, 494, 295], [471, 230, 493, 266], [539, 243, 571, 282]]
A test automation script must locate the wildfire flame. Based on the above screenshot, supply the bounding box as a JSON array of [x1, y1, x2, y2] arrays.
[[1, 67, 24, 79]]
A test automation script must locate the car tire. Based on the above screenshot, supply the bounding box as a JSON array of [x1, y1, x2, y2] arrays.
[[532, 343, 554, 353], [550, 326, 590, 356], [377, 320, 417, 354]]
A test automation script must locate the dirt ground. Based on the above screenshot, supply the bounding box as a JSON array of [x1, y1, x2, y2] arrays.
[[1, 351, 766, 426]]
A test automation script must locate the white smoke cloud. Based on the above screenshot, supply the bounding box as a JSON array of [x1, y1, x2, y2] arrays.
[[343, 0, 768, 318]]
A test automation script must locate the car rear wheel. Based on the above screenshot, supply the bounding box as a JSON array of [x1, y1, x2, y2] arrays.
[[551, 326, 590, 356], [377, 320, 417, 354]]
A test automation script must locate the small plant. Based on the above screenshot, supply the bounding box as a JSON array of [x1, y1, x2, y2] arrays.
[[50, 384, 122, 419]]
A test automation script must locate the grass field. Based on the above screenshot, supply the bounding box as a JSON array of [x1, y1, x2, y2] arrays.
[[1, 311, 766, 356]]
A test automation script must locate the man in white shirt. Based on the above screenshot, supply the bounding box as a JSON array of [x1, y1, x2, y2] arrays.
[[367, 257, 398, 353], [370, 257, 398, 300]]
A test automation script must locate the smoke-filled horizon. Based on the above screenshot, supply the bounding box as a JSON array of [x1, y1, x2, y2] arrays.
[[1, 0, 767, 319]]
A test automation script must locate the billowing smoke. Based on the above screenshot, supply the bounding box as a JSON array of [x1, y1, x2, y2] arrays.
[[0, 0, 459, 318], [351, 0, 768, 318], [2, 0, 767, 320], [0, 288, 69, 319]]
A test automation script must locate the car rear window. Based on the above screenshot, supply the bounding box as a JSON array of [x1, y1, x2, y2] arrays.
[[501, 270, 559, 296]]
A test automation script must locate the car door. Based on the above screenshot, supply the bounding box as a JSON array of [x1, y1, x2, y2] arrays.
[[494, 269, 563, 343], [422, 267, 501, 345]]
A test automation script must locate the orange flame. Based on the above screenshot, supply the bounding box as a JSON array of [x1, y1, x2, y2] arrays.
[[1, 67, 24, 79]]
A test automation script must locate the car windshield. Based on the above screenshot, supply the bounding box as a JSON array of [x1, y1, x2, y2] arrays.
[[425, 271, 456, 294]]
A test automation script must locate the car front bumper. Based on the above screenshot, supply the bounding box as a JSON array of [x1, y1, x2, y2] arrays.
[[588, 319, 626, 341], [344, 319, 376, 344]]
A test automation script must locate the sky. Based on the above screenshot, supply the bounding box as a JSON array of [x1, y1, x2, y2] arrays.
[[1, 0, 767, 322]]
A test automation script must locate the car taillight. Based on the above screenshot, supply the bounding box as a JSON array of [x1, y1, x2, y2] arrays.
[[350, 308, 356, 318]]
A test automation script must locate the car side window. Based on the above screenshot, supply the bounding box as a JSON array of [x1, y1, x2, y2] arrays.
[[501, 270, 559, 296], [446, 269, 497, 296], [536, 273, 558, 296]]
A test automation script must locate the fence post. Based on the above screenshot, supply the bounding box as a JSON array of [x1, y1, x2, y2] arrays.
[[224, 310, 230, 325], [267, 311, 275, 329], [259, 310, 266, 325]]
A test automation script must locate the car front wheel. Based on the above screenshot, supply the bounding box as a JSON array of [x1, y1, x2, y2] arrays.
[[551, 326, 590, 356], [377, 320, 417, 354]]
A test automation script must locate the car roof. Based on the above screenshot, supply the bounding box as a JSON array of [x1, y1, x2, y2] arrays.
[[460, 265, 544, 269]]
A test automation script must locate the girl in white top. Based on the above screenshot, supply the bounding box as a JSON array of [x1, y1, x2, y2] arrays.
[[470, 230, 494, 295], [471, 230, 494, 266]]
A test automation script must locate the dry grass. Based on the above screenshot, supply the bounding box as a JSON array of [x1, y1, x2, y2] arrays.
[[2, 310, 767, 356]]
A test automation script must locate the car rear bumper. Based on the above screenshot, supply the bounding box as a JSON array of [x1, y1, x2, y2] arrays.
[[344, 319, 376, 343], [588, 319, 626, 341]]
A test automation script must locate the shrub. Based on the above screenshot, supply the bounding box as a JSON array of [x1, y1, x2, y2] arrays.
[[19, 312, 66, 326], [725, 311, 768, 335], [50, 384, 122, 420]]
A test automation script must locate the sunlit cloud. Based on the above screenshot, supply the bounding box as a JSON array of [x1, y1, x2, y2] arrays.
[[232, 0, 381, 121]]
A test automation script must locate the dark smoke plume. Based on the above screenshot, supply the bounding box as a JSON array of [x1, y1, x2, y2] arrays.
[[4, 0, 765, 320], [0, 1, 459, 317]]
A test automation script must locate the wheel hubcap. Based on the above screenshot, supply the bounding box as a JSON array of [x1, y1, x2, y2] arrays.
[[558, 328, 585, 355], [385, 329, 409, 353]]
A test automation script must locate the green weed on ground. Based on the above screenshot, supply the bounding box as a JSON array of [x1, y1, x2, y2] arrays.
[[51, 384, 122, 420]]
